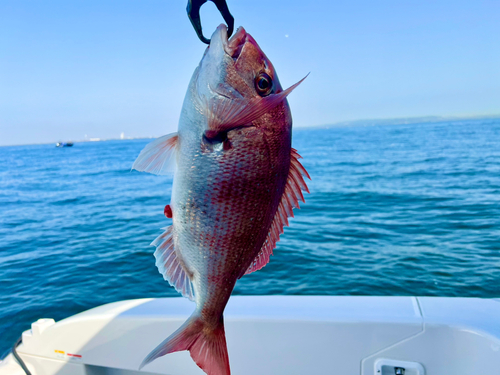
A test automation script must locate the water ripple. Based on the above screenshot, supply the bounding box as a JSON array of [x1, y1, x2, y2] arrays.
[[1, 119, 500, 355]]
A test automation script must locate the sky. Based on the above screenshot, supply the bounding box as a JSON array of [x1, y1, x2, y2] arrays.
[[1, 0, 499, 146]]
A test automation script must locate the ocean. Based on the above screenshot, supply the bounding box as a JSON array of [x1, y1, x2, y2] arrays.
[[1, 118, 500, 356]]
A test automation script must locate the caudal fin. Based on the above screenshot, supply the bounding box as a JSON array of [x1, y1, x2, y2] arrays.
[[140, 312, 230, 375]]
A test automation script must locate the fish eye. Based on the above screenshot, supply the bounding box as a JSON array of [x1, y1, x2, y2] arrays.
[[255, 72, 273, 96]]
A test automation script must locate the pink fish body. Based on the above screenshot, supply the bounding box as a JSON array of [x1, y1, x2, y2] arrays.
[[133, 25, 309, 375]]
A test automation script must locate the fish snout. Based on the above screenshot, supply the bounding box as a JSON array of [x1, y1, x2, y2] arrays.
[[210, 24, 248, 59]]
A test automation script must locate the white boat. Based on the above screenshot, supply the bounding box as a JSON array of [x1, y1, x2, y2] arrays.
[[1, 296, 499, 375]]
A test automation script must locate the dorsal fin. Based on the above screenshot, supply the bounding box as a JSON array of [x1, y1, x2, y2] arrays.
[[132, 133, 178, 175], [243, 149, 310, 276], [151, 226, 195, 301]]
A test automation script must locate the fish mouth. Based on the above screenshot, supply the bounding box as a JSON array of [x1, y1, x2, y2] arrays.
[[225, 26, 247, 59], [212, 24, 249, 60]]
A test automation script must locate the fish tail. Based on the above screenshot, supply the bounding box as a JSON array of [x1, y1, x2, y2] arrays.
[[140, 312, 230, 375]]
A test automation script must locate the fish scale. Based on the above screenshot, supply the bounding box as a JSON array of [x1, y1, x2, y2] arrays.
[[133, 24, 309, 375]]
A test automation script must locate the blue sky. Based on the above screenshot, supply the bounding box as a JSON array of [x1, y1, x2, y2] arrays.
[[1, 0, 499, 146]]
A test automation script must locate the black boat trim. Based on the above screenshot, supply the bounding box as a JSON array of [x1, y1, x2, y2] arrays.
[[12, 336, 32, 375]]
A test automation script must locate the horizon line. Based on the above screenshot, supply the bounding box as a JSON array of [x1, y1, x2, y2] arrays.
[[2, 113, 500, 148]]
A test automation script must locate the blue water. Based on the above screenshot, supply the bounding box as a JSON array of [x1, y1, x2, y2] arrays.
[[1, 118, 500, 356]]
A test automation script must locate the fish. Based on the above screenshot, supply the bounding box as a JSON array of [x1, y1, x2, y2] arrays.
[[132, 24, 309, 375]]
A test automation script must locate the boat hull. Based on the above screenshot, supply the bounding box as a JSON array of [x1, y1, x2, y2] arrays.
[[1, 296, 500, 374]]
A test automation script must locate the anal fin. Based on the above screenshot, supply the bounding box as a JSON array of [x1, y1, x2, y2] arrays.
[[151, 226, 194, 301], [244, 148, 310, 276]]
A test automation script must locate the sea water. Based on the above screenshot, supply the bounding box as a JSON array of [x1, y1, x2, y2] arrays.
[[1, 118, 500, 355]]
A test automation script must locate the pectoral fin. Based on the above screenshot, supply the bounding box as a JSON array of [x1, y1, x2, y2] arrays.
[[244, 149, 310, 276], [132, 133, 178, 175], [203, 75, 308, 136]]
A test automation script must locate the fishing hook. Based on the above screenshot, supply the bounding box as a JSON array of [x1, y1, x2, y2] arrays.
[[187, 0, 234, 44]]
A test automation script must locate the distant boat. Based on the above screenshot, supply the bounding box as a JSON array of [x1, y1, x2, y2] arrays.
[[56, 142, 74, 147]]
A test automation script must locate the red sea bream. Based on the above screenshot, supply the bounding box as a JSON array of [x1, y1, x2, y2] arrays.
[[133, 24, 309, 375]]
